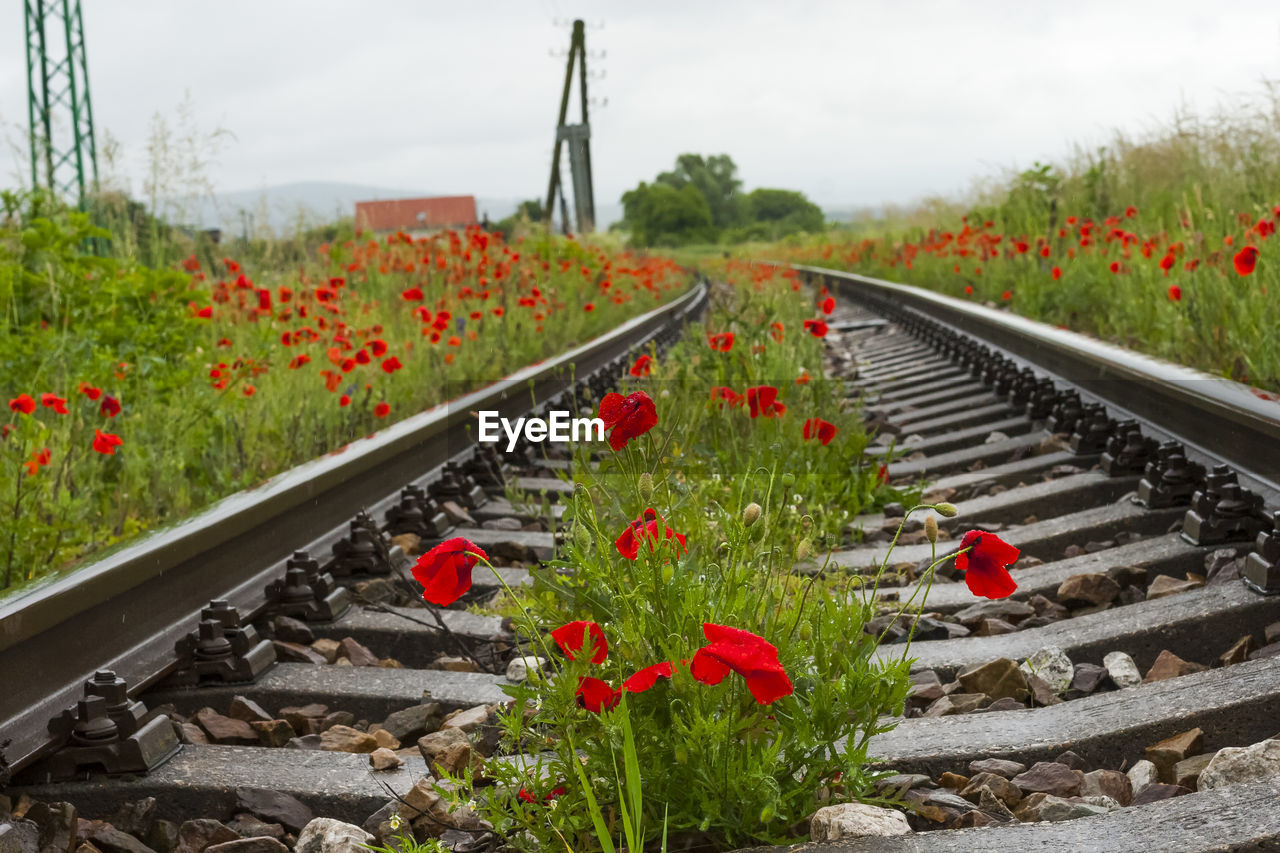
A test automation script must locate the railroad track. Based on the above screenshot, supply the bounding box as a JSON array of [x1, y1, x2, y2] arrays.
[[737, 266, 1280, 852], [0, 282, 707, 831], [3, 265, 1279, 852]]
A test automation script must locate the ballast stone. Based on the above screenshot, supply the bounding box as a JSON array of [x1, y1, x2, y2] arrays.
[[810, 803, 912, 841], [1019, 646, 1074, 694], [1103, 650, 1143, 688], [1198, 738, 1280, 791], [295, 818, 374, 853]]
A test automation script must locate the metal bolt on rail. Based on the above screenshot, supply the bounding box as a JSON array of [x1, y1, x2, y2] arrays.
[[1181, 465, 1268, 546], [1100, 420, 1157, 476], [329, 513, 391, 577], [430, 465, 488, 510], [40, 676, 179, 781], [1243, 511, 1280, 594], [166, 600, 276, 686], [1069, 404, 1113, 454], [1026, 378, 1059, 421], [385, 487, 447, 539], [265, 551, 350, 622], [1136, 441, 1206, 508], [1047, 390, 1085, 434]]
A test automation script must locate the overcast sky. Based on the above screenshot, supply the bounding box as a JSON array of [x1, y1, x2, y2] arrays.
[[3, 0, 1280, 214]]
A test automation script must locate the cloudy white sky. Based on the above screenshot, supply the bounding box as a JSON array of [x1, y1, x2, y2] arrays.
[[3, 0, 1280, 218]]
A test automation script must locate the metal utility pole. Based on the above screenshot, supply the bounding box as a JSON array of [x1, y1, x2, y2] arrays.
[[544, 19, 596, 235], [25, 0, 99, 206]]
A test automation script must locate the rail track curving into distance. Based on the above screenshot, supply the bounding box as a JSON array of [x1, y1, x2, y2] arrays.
[[3, 264, 1279, 852]]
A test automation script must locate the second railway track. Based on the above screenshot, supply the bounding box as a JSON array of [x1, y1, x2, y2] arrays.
[[2, 265, 1279, 852]]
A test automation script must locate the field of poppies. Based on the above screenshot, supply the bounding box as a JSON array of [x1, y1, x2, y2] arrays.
[[776, 122, 1280, 394], [0, 209, 692, 593], [394, 261, 1020, 851]]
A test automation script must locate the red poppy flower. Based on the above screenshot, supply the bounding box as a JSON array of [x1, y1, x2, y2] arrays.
[[820, 296, 835, 314], [402, 287, 424, 301], [243, 385, 256, 397], [802, 417, 838, 445], [289, 354, 312, 369], [598, 391, 657, 451], [955, 530, 1020, 599], [1234, 246, 1260, 276], [518, 786, 567, 805], [769, 322, 784, 342], [575, 677, 621, 713], [100, 396, 121, 418], [381, 356, 403, 374], [1051, 266, 1062, 280], [41, 393, 69, 415], [374, 402, 391, 418], [584, 303, 595, 312], [615, 508, 687, 560], [709, 386, 742, 408], [629, 354, 652, 377], [876, 465, 889, 485], [1168, 285, 1182, 302], [339, 395, 351, 407], [745, 386, 786, 418], [370, 339, 388, 358], [707, 332, 735, 352], [411, 537, 488, 606], [796, 370, 811, 385], [1002, 291, 1012, 301], [551, 620, 609, 664], [9, 394, 36, 415], [623, 661, 674, 693], [803, 319, 828, 337], [355, 349, 371, 365], [690, 623, 793, 705], [78, 383, 102, 401], [964, 285, 974, 295], [92, 429, 123, 455], [1125, 205, 1138, 218]]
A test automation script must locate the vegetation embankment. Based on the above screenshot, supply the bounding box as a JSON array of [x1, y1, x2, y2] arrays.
[[0, 197, 692, 592]]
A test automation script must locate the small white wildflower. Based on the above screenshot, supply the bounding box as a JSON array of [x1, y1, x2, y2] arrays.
[[792, 493, 802, 504], [466, 799, 478, 811], [388, 813, 404, 830], [549, 798, 560, 810]]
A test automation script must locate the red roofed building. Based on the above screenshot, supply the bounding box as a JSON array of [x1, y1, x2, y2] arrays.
[[354, 195, 478, 234]]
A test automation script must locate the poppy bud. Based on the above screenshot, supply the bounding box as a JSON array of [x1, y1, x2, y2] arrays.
[[573, 523, 591, 551], [925, 516, 938, 544], [801, 514, 814, 530], [759, 804, 775, 823], [797, 538, 813, 560], [935, 502, 959, 518], [661, 564, 674, 584], [781, 472, 796, 489], [639, 472, 653, 501], [743, 502, 762, 527]]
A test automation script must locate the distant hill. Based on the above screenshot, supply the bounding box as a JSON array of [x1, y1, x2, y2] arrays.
[[171, 180, 854, 236], [173, 181, 624, 235]]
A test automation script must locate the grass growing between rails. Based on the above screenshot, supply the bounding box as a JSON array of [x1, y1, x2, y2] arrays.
[[0, 209, 692, 592], [405, 265, 968, 851], [772, 88, 1280, 394]]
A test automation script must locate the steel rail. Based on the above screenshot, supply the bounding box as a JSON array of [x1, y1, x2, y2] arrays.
[[793, 264, 1280, 501], [0, 280, 707, 777]]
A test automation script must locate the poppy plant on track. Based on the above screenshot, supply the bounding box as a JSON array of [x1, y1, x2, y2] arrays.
[[598, 390, 658, 451], [955, 529, 1020, 599], [690, 623, 794, 705], [411, 537, 488, 606]]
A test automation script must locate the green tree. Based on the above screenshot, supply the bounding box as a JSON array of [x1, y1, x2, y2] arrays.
[[620, 182, 716, 247], [742, 188, 825, 238], [655, 154, 746, 229]]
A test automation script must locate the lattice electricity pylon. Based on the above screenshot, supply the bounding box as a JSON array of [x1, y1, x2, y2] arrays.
[[25, 0, 99, 205], [544, 19, 596, 234]]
